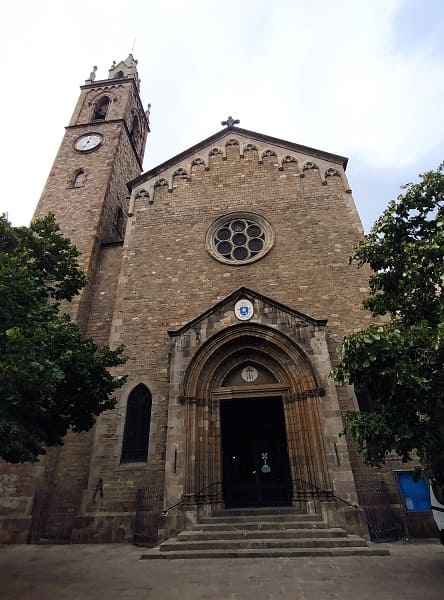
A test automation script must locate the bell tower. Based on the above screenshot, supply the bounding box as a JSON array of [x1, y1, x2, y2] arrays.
[[34, 54, 150, 327]]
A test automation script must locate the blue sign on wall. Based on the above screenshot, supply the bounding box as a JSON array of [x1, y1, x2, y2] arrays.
[[397, 471, 431, 512]]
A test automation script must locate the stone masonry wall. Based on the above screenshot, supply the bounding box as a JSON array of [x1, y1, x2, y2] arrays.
[[86, 138, 374, 531]]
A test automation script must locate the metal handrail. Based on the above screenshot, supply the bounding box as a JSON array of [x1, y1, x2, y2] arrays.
[[160, 481, 222, 516], [160, 478, 360, 516], [159, 477, 404, 542], [295, 478, 405, 541], [294, 478, 361, 510]]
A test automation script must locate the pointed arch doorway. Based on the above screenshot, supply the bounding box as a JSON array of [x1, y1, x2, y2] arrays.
[[178, 324, 333, 511]]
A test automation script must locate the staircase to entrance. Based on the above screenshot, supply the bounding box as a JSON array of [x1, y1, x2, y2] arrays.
[[140, 506, 390, 559]]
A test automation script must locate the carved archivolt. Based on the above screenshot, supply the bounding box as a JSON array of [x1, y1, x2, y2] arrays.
[[175, 323, 332, 505], [282, 155, 297, 165], [325, 167, 340, 178], [243, 143, 257, 152], [87, 88, 118, 106], [183, 323, 319, 399], [209, 147, 223, 157], [262, 149, 277, 158], [225, 138, 239, 147], [191, 157, 205, 167]]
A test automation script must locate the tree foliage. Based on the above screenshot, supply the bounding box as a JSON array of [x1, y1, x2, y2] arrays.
[[333, 164, 444, 485], [0, 214, 126, 463]]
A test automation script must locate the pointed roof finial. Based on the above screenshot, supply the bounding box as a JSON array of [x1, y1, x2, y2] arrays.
[[221, 116, 240, 127], [145, 103, 151, 126]]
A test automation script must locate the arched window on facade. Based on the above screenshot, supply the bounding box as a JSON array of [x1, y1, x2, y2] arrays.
[[130, 114, 140, 145], [356, 388, 381, 413], [114, 206, 124, 238], [73, 169, 85, 188], [93, 96, 110, 121], [121, 384, 152, 463]]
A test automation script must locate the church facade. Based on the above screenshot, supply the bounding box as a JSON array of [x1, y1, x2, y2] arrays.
[[0, 56, 433, 545]]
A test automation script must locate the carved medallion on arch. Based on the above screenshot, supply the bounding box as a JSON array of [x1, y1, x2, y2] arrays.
[[214, 347, 283, 388], [222, 361, 277, 386]]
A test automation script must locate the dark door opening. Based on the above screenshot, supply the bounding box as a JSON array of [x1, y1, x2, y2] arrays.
[[221, 397, 292, 508]]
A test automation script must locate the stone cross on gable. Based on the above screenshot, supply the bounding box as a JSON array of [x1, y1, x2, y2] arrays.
[[221, 116, 240, 127]]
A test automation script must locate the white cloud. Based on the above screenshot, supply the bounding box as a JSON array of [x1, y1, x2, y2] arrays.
[[0, 0, 442, 230]]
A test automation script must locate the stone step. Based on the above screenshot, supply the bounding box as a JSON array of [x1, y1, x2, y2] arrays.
[[141, 506, 387, 561], [141, 546, 390, 560], [160, 535, 368, 551], [192, 520, 331, 532], [179, 528, 348, 541], [198, 513, 324, 524], [211, 507, 306, 517]]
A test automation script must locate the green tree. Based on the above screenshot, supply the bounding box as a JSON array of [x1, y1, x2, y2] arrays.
[[0, 213, 126, 463], [333, 164, 444, 485]]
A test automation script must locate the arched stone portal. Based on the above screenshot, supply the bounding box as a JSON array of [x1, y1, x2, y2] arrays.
[[178, 325, 332, 510], [162, 289, 361, 537]]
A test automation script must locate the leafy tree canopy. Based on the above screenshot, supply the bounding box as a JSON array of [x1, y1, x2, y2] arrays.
[[0, 213, 126, 463], [333, 164, 444, 485]]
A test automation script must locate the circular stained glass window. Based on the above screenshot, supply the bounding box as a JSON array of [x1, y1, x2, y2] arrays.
[[206, 212, 274, 265]]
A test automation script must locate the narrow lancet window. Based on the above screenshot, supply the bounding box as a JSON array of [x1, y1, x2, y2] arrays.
[[114, 206, 124, 238], [121, 384, 152, 462], [130, 115, 140, 144], [73, 169, 85, 188]]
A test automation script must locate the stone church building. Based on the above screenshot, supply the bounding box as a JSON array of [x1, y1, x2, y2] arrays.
[[0, 56, 434, 550]]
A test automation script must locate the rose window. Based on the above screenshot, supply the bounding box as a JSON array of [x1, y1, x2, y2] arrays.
[[206, 213, 274, 265]]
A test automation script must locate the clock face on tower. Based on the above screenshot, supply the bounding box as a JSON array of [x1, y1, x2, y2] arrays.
[[74, 133, 103, 152]]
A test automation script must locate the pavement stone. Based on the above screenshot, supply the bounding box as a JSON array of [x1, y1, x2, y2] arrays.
[[0, 541, 443, 599]]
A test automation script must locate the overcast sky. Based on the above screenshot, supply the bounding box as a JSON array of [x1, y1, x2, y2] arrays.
[[1, 0, 443, 231]]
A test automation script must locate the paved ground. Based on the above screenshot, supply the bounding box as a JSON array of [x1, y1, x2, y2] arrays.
[[0, 541, 443, 599]]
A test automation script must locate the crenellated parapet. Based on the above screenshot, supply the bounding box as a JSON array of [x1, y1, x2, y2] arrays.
[[128, 128, 351, 214]]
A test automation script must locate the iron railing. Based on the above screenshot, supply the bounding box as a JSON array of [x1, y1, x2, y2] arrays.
[[160, 481, 222, 516]]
